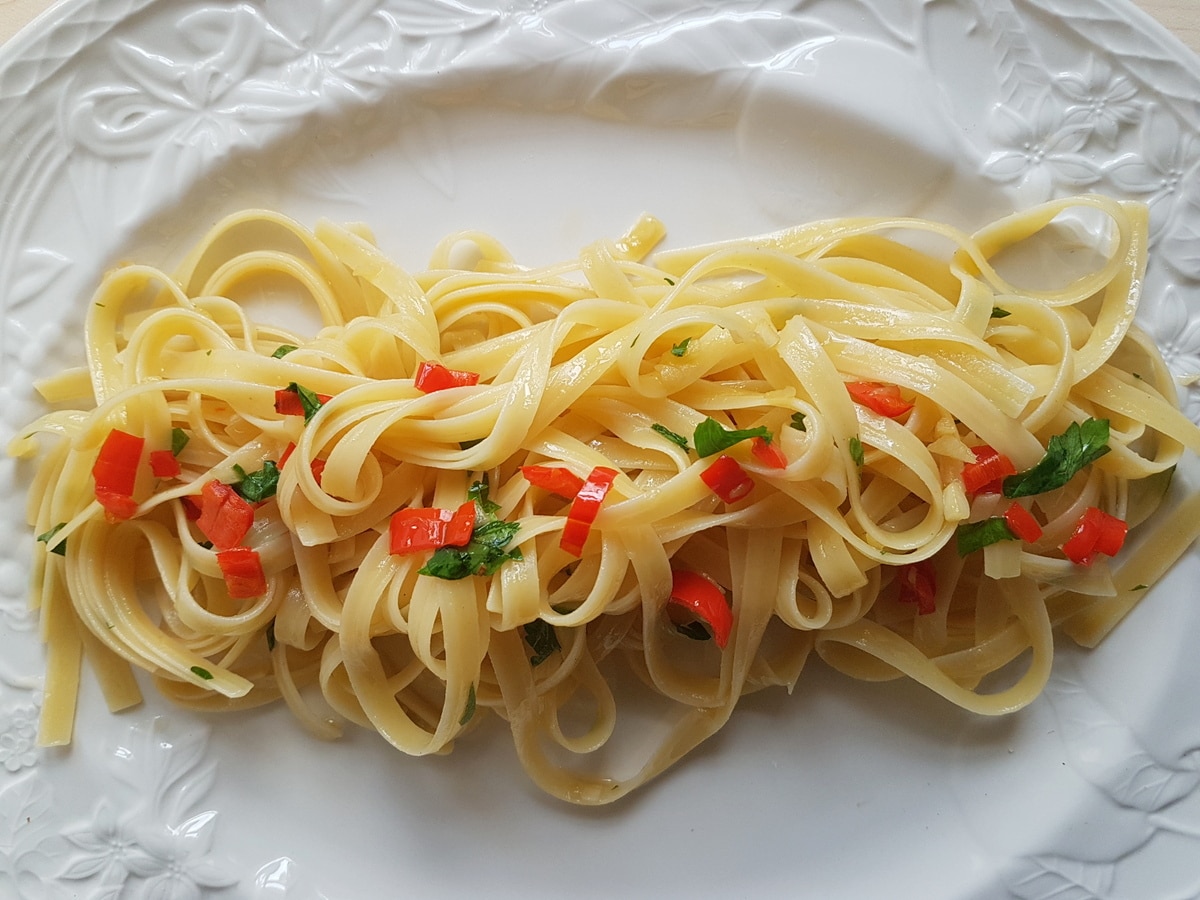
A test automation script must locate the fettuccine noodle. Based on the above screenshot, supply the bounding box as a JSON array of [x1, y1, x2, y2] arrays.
[[11, 195, 1200, 804]]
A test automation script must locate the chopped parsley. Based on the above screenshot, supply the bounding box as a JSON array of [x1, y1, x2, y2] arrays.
[[670, 337, 692, 357], [789, 412, 807, 432], [693, 417, 771, 458], [990, 307, 1012, 319], [467, 478, 500, 515], [651, 423, 690, 451], [522, 619, 561, 666], [266, 620, 277, 651], [459, 683, 477, 725], [171, 427, 190, 456], [190, 665, 214, 681], [272, 344, 298, 358], [37, 523, 67, 556], [1003, 418, 1111, 499], [664, 277, 676, 286], [232, 460, 280, 503], [956, 517, 1017, 555], [848, 436, 865, 468]]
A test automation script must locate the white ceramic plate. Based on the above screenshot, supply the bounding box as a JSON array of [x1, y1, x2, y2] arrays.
[[3, 1, 1200, 898]]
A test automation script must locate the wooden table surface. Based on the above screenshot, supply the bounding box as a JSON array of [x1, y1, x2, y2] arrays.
[[0, 0, 1198, 53]]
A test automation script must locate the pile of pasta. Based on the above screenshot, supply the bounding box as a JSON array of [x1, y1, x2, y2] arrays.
[[11, 195, 1200, 804]]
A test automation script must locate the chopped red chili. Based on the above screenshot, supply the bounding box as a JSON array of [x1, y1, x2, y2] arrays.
[[1061, 506, 1127, 566], [845, 381, 913, 418], [667, 569, 733, 648], [149, 449, 181, 479], [896, 559, 937, 615], [700, 455, 755, 503], [216, 547, 267, 598], [390, 501, 477, 555], [195, 479, 255, 550], [521, 465, 585, 498], [961, 445, 1017, 495], [92, 429, 145, 520], [750, 436, 787, 470], [1002, 502, 1043, 543], [414, 361, 481, 393], [559, 466, 619, 556]]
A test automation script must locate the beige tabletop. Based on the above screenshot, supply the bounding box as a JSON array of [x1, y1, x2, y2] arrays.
[[0, 0, 1198, 53]]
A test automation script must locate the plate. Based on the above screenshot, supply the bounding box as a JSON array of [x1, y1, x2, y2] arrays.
[[2, 1, 1200, 898]]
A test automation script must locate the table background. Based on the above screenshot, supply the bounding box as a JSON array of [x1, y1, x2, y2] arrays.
[[0, 0, 1198, 53]]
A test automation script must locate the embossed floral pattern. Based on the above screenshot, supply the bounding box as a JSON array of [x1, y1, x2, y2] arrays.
[[0, 703, 40, 773]]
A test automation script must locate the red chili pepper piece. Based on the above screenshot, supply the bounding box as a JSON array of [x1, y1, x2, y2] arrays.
[[149, 449, 181, 479], [274, 387, 331, 416], [414, 361, 481, 394], [896, 559, 937, 615], [559, 466, 619, 556], [92, 429, 145, 519], [845, 381, 914, 418], [521, 465, 585, 498], [278, 442, 296, 469], [310, 458, 327, 486], [1002, 502, 1043, 543], [444, 501, 477, 547], [216, 547, 267, 599], [390, 507, 453, 555], [181, 495, 202, 521], [700, 455, 755, 504], [195, 479, 255, 550], [1061, 506, 1127, 566], [961, 445, 1018, 495], [668, 569, 733, 648], [750, 437, 787, 470]]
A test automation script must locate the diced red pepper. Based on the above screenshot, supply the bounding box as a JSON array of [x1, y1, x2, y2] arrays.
[[389, 501, 477, 555], [896, 559, 937, 615], [521, 465, 585, 498], [559, 466, 619, 556], [667, 569, 733, 648], [1061, 506, 1128, 566], [310, 458, 326, 486], [216, 547, 267, 599], [278, 442, 296, 469], [414, 361, 481, 393], [700, 455, 755, 503], [195, 479, 255, 550], [149, 449, 181, 479], [845, 381, 914, 418], [181, 496, 202, 521], [274, 387, 332, 416], [961, 445, 1018, 495], [1003, 502, 1043, 543], [92, 429, 145, 519], [750, 436, 787, 469]]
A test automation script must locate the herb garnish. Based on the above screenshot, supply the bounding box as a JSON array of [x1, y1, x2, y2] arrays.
[[37, 523, 67, 556], [670, 338, 692, 357], [232, 460, 280, 502], [459, 684, 477, 725], [693, 417, 772, 458], [789, 412, 807, 432], [272, 344, 298, 358], [990, 307, 1012, 319], [285, 382, 326, 423], [955, 517, 1017, 555], [848, 437, 865, 468], [419, 480, 522, 580], [651, 423, 690, 451], [190, 665, 214, 681], [171, 427, 190, 456], [522, 620, 561, 666], [1003, 418, 1110, 499]]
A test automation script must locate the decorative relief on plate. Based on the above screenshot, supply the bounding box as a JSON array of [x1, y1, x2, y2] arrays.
[[0, 1, 1197, 897]]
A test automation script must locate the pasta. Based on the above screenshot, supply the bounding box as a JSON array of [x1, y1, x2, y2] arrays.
[[10, 195, 1200, 804]]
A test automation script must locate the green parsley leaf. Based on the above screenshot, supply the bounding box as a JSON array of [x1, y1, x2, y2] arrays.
[[675, 620, 713, 642], [670, 337, 692, 358], [848, 436, 865, 468], [789, 412, 807, 432], [190, 665, 214, 681], [1003, 418, 1111, 499], [467, 479, 500, 515], [955, 517, 1017, 555], [693, 417, 771, 458], [1131, 584, 1148, 591], [459, 683, 477, 725], [286, 382, 326, 423], [420, 520, 521, 580], [990, 307, 1012, 319], [651, 423, 690, 451], [664, 277, 676, 286], [232, 460, 280, 503], [522, 619, 561, 666], [37, 523, 67, 556], [272, 344, 298, 358], [266, 620, 277, 652], [170, 427, 190, 456]]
